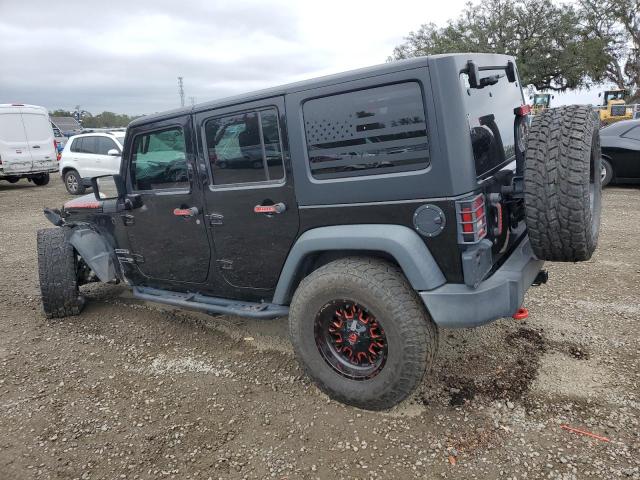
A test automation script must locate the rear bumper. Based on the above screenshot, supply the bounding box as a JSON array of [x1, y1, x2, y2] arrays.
[[0, 167, 57, 178], [420, 235, 543, 328]]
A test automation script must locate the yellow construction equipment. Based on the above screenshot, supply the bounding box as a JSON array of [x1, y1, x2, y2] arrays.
[[598, 89, 633, 125]]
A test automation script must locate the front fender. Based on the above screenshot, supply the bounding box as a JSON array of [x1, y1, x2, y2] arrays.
[[272, 224, 446, 305], [68, 227, 117, 283]]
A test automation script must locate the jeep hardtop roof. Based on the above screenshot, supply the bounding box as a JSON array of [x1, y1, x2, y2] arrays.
[[129, 53, 516, 128]]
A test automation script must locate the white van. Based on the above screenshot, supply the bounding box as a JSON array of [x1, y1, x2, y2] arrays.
[[0, 104, 59, 185]]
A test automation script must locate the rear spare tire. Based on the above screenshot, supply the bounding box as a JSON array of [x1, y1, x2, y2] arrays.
[[37, 228, 84, 319], [524, 105, 601, 262]]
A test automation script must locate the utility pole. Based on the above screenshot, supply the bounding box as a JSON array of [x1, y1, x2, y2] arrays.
[[177, 77, 185, 107], [189, 96, 196, 106]]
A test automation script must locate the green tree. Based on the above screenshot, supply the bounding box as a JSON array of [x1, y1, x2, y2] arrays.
[[390, 0, 609, 91], [579, 0, 639, 100]]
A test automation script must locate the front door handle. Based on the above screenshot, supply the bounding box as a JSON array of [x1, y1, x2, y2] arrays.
[[173, 207, 199, 217], [254, 202, 286, 215]]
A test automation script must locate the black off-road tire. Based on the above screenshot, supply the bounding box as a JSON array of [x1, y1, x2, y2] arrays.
[[32, 173, 50, 186], [524, 105, 602, 262], [37, 228, 84, 319], [289, 257, 438, 411]]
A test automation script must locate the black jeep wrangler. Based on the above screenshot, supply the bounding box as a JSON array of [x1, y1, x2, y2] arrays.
[[38, 54, 601, 410]]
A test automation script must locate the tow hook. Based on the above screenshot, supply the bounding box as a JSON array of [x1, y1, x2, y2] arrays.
[[512, 307, 529, 320], [532, 270, 549, 286]]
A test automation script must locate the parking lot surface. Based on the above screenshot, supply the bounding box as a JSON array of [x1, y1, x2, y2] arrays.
[[0, 180, 638, 479]]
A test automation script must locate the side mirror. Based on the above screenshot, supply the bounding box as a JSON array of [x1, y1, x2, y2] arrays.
[[91, 174, 126, 201], [107, 148, 121, 156]]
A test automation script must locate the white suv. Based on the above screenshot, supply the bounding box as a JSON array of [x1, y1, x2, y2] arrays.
[[59, 131, 125, 194]]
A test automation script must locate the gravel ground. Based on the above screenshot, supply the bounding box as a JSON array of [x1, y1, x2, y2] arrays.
[[0, 180, 638, 480]]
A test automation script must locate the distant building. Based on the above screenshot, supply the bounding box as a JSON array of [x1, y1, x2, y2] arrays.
[[51, 116, 82, 136]]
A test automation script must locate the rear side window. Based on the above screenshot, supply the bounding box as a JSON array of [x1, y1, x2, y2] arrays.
[[204, 107, 284, 186], [460, 70, 524, 178], [130, 127, 188, 191], [96, 137, 118, 155], [303, 82, 430, 180]]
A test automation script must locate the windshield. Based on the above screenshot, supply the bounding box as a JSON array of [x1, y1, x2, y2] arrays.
[[533, 95, 549, 106], [605, 91, 625, 103]]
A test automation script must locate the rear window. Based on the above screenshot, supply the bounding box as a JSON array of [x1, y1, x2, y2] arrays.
[[460, 69, 524, 178], [21, 113, 53, 142], [0, 114, 27, 142], [303, 82, 430, 180]]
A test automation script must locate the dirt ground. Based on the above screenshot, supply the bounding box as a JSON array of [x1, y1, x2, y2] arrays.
[[0, 179, 638, 480]]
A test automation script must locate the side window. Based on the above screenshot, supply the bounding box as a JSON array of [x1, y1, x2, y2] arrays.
[[80, 136, 98, 154], [302, 82, 430, 180], [130, 127, 189, 191], [70, 137, 83, 153], [622, 126, 640, 142], [204, 107, 284, 186], [96, 137, 119, 155]]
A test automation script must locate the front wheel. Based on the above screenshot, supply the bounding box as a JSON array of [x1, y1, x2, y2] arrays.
[[289, 257, 438, 410], [37, 228, 84, 319]]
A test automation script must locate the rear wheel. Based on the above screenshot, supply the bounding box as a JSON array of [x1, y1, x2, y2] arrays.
[[32, 173, 50, 186], [5, 176, 20, 184], [524, 105, 601, 262], [37, 228, 84, 319], [64, 169, 85, 195], [289, 257, 438, 410]]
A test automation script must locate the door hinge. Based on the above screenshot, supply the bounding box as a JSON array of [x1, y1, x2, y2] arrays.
[[216, 259, 233, 270], [207, 213, 224, 225]]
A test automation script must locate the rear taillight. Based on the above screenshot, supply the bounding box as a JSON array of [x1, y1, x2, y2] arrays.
[[456, 194, 487, 244]]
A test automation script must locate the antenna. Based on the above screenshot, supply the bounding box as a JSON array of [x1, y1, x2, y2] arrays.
[[177, 77, 185, 107]]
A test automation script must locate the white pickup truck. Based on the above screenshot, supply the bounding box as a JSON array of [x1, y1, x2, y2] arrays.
[[0, 104, 59, 186]]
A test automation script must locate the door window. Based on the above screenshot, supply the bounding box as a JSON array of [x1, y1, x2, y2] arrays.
[[96, 136, 119, 155], [130, 127, 189, 191], [72, 136, 97, 154], [204, 108, 284, 186]]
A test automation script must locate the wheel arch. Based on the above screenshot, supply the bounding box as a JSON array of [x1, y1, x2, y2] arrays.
[[68, 227, 118, 283], [272, 225, 446, 305]]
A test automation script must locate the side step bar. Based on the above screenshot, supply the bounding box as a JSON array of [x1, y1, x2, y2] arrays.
[[132, 286, 289, 319]]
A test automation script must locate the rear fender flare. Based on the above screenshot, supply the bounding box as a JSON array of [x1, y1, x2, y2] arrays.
[[272, 224, 446, 305], [68, 227, 117, 283]]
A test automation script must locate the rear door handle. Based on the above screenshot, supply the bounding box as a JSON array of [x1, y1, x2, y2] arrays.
[[254, 202, 286, 214], [173, 207, 199, 217], [32, 145, 41, 149]]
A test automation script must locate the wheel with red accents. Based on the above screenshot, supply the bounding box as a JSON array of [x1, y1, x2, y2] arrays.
[[289, 257, 438, 410]]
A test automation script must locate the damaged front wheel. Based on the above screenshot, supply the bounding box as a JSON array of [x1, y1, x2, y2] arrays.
[[37, 228, 85, 319]]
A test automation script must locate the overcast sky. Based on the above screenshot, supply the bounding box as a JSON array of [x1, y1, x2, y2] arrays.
[[0, 0, 606, 115]]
